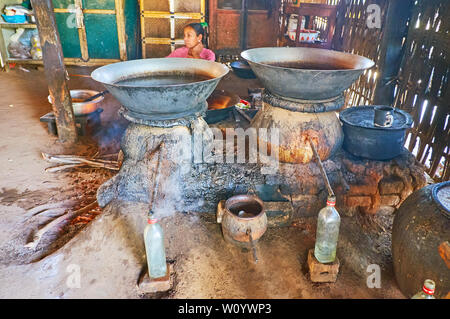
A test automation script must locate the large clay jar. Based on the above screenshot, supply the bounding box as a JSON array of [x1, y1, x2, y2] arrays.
[[392, 181, 450, 298]]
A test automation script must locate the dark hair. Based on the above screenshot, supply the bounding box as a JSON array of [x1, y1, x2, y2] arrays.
[[185, 23, 205, 37]]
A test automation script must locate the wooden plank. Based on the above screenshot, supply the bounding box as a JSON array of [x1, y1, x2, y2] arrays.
[[74, 0, 89, 62], [53, 8, 116, 14], [0, 23, 10, 71], [31, 0, 77, 144], [115, 0, 127, 60], [140, 0, 146, 58], [0, 22, 37, 28], [142, 11, 203, 19]]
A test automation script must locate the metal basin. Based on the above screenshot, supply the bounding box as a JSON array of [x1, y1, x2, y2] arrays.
[[91, 58, 229, 121], [48, 89, 104, 116], [241, 47, 375, 100]]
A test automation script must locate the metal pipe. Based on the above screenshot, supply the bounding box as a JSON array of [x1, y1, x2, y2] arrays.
[[246, 228, 258, 264], [309, 138, 335, 197], [148, 142, 164, 210]]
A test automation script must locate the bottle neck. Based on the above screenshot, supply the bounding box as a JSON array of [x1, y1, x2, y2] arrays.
[[147, 218, 158, 224]]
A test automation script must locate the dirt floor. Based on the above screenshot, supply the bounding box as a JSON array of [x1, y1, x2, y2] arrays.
[[0, 65, 405, 299]]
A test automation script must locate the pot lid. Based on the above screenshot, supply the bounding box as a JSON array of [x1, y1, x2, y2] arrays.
[[433, 181, 450, 216], [339, 106, 413, 130]]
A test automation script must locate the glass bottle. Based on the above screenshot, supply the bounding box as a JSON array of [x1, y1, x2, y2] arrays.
[[412, 279, 436, 299], [143, 211, 167, 279], [314, 196, 340, 263]]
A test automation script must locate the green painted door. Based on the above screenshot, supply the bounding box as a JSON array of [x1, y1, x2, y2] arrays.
[[52, 0, 139, 61]]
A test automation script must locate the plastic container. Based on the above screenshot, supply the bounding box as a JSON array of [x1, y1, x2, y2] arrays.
[[411, 280, 436, 299], [1, 14, 27, 23], [144, 213, 167, 279], [314, 196, 341, 263]]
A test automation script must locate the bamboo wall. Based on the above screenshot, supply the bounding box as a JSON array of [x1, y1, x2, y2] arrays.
[[332, 0, 389, 107], [331, 0, 448, 182], [393, 0, 449, 181]]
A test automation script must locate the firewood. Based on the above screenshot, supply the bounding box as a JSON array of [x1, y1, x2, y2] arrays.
[[25, 200, 76, 217], [24, 201, 98, 250]]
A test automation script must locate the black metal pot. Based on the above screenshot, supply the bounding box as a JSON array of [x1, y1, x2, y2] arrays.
[[392, 182, 450, 298], [339, 106, 413, 160], [230, 60, 256, 79]]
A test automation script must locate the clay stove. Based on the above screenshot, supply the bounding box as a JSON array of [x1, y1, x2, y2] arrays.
[[92, 49, 427, 224]]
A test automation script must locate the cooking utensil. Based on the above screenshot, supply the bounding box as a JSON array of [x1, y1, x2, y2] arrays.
[[374, 105, 394, 127], [230, 60, 256, 79], [81, 90, 109, 103], [217, 194, 267, 245], [339, 105, 413, 160], [47, 89, 105, 116], [241, 47, 375, 100], [91, 58, 229, 121]]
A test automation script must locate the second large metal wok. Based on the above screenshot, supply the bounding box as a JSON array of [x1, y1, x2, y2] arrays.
[[241, 47, 375, 101], [91, 58, 229, 121]]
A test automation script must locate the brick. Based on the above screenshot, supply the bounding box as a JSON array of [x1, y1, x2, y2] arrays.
[[137, 263, 173, 294], [345, 195, 372, 207], [307, 249, 340, 283], [347, 183, 378, 196], [380, 195, 400, 206], [265, 202, 293, 227], [379, 177, 404, 195]]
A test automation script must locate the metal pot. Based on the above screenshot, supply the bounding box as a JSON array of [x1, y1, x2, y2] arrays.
[[47, 89, 104, 116], [392, 182, 450, 298], [230, 60, 256, 79], [217, 194, 267, 244], [241, 47, 375, 100], [339, 106, 413, 160], [90, 58, 229, 121]]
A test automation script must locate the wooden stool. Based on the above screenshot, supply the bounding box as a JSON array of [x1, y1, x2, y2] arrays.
[[40, 108, 103, 136]]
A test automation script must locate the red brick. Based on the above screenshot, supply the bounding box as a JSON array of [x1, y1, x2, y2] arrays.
[[380, 195, 400, 206], [307, 249, 340, 283], [345, 196, 372, 207], [379, 177, 404, 195]]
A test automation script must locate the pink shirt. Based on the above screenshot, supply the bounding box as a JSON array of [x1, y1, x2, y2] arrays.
[[167, 47, 215, 61]]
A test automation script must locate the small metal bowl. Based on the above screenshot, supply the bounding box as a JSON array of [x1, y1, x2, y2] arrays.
[[48, 89, 104, 116]]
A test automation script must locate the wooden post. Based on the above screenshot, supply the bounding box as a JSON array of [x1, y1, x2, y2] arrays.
[[31, 0, 77, 144], [115, 0, 127, 61], [373, 0, 415, 106]]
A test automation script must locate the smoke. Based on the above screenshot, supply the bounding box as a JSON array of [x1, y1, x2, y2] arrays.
[[92, 120, 127, 151]]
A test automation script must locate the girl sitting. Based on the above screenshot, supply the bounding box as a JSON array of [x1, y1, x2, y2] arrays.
[[167, 23, 215, 61]]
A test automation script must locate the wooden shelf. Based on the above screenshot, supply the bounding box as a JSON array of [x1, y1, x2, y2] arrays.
[[7, 58, 42, 64], [0, 21, 37, 29]]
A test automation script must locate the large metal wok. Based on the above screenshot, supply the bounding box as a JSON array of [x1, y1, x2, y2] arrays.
[[91, 58, 229, 121], [241, 47, 375, 101]]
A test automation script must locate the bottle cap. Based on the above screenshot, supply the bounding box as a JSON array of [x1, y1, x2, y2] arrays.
[[147, 210, 158, 224], [326, 196, 336, 207], [422, 279, 435, 295]]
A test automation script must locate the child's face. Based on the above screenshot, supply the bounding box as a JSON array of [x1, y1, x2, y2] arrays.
[[184, 27, 202, 48]]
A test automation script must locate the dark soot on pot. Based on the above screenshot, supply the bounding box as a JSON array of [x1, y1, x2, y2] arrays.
[[229, 202, 262, 218], [265, 61, 351, 70], [114, 72, 213, 86]]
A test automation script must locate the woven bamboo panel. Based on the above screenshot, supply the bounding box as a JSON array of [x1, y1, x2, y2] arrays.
[[332, 0, 388, 107], [394, 0, 449, 181]]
